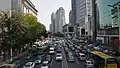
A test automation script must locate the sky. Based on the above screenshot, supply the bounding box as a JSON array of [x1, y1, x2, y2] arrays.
[[31, 0, 71, 31]]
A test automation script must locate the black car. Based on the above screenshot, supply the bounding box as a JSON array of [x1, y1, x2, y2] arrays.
[[45, 55, 51, 63], [82, 50, 88, 54]]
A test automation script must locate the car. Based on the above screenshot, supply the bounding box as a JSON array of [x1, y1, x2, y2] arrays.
[[78, 53, 86, 61], [64, 47, 68, 51], [37, 55, 41, 59], [77, 46, 82, 50], [71, 47, 75, 51], [68, 52, 73, 56], [35, 59, 42, 64], [87, 44, 93, 47], [82, 49, 88, 54], [23, 62, 35, 68], [56, 50, 62, 53], [45, 55, 51, 62], [84, 60, 94, 68], [14, 61, 21, 68], [49, 47, 55, 54], [65, 49, 69, 54], [56, 53, 62, 61], [41, 61, 49, 68], [68, 55, 74, 62], [75, 50, 80, 53], [94, 46, 100, 50]]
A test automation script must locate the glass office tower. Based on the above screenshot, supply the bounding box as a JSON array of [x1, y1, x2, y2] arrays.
[[97, 0, 120, 29]]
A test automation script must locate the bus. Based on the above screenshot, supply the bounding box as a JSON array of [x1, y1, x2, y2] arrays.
[[90, 51, 117, 68]]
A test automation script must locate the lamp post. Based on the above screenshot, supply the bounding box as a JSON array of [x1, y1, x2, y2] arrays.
[[108, 3, 120, 53]]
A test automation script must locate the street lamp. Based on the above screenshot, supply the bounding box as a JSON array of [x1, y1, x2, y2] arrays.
[[108, 4, 120, 53]]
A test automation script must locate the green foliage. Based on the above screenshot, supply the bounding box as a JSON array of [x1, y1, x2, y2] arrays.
[[0, 11, 26, 51], [24, 14, 47, 43], [0, 12, 47, 51]]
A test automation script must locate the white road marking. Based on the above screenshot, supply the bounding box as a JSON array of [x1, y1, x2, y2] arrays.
[[50, 57, 54, 66], [75, 58, 79, 64]]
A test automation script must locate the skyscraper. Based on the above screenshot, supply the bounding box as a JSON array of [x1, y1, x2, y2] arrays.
[[51, 12, 56, 33], [69, 10, 73, 24], [50, 7, 66, 34], [71, 0, 76, 25], [55, 7, 66, 33], [73, 0, 92, 35]]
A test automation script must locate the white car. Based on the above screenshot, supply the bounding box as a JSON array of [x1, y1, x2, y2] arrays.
[[24, 62, 35, 68], [49, 47, 55, 54], [56, 53, 62, 61], [41, 61, 49, 68], [94, 46, 100, 50], [78, 53, 86, 60], [84, 60, 94, 68]]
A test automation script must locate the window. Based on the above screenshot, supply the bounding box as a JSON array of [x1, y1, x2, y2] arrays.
[[87, 2, 90, 5]]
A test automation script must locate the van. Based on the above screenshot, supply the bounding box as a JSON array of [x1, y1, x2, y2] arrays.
[[49, 47, 54, 54], [78, 53, 86, 60]]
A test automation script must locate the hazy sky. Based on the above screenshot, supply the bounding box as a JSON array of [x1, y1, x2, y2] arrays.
[[31, 0, 71, 31]]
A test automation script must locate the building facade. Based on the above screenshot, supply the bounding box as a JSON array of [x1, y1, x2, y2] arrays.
[[0, 0, 38, 17], [75, 0, 92, 36], [71, 0, 76, 25], [69, 10, 73, 24], [54, 7, 66, 33], [22, 0, 38, 17], [63, 24, 74, 36], [96, 0, 120, 51], [49, 24, 52, 33], [51, 12, 56, 33], [96, 0, 120, 29]]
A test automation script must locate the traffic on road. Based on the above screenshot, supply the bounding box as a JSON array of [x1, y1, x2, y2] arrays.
[[1, 37, 119, 68]]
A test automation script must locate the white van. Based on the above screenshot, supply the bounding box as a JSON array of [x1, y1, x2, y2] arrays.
[[78, 53, 86, 60], [49, 47, 55, 54]]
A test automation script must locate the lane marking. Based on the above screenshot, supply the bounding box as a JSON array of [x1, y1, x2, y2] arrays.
[[62, 57, 64, 68], [75, 58, 79, 64], [62, 44, 68, 68], [51, 58, 54, 65]]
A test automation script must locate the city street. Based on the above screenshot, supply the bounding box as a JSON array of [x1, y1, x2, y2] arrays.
[[17, 42, 85, 68]]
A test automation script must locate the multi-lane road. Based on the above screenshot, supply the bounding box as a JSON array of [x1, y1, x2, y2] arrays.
[[18, 42, 85, 68]]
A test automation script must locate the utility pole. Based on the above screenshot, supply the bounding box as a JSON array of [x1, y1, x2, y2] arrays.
[[92, 0, 97, 42], [108, 2, 120, 53]]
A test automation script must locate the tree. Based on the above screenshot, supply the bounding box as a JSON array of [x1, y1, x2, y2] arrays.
[[0, 11, 26, 51], [24, 14, 47, 44]]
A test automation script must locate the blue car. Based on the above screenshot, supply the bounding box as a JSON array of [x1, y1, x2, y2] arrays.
[[37, 55, 41, 59], [35, 59, 41, 64]]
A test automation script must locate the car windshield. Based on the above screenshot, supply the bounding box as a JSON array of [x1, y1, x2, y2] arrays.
[[42, 63, 47, 66], [25, 64, 31, 67]]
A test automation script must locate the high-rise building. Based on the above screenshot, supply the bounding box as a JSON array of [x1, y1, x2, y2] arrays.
[[75, 0, 92, 35], [54, 7, 66, 33], [0, 0, 38, 17], [69, 10, 73, 24], [96, 0, 119, 50], [96, 0, 119, 29], [71, 0, 76, 25], [51, 12, 56, 33], [49, 24, 52, 33]]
